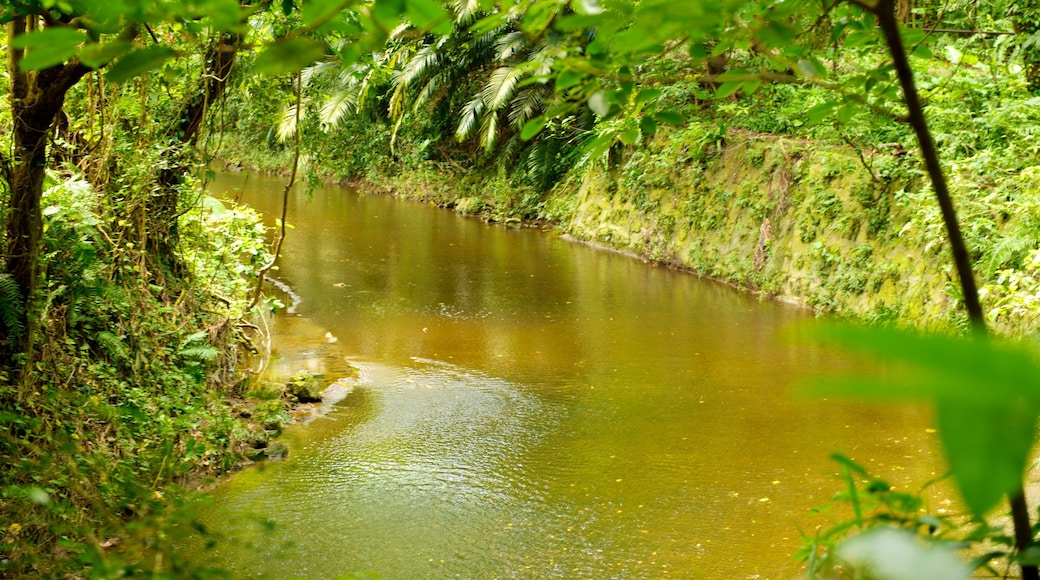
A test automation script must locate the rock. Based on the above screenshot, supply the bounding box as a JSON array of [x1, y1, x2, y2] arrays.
[[264, 441, 289, 460], [286, 371, 324, 402], [246, 381, 284, 400]]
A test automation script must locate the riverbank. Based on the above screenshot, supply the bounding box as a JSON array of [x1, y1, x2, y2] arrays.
[[216, 121, 1040, 336]]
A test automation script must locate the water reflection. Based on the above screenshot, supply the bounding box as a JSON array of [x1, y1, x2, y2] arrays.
[[197, 172, 944, 578]]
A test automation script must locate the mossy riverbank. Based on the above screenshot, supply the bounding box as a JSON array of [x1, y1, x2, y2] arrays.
[[218, 120, 1040, 335]]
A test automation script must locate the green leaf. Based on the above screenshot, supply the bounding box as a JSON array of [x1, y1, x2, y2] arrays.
[[253, 38, 326, 75], [936, 399, 1039, 517], [714, 81, 741, 99], [639, 115, 657, 136], [634, 88, 662, 107], [555, 69, 583, 91], [800, 324, 1040, 518], [836, 103, 856, 124], [653, 110, 684, 126], [757, 21, 797, 48], [373, 0, 407, 29], [12, 28, 88, 71], [79, 40, 132, 69], [520, 116, 546, 140], [407, 0, 452, 35], [523, 0, 557, 35], [804, 101, 838, 126], [796, 58, 823, 78], [301, 0, 344, 27], [618, 126, 639, 145], [104, 46, 176, 83]]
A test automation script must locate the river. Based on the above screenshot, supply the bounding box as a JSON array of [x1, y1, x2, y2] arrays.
[[195, 172, 944, 578]]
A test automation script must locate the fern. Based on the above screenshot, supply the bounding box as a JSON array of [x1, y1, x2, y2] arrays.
[[179, 345, 219, 362], [96, 331, 129, 363], [0, 272, 25, 340]]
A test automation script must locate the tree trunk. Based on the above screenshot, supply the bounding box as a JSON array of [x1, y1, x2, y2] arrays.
[[4, 17, 90, 358], [151, 32, 241, 278]]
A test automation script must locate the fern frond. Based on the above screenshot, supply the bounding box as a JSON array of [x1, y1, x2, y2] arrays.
[[395, 43, 440, 88], [0, 272, 25, 339], [96, 331, 129, 362], [179, 345, 219, 362]]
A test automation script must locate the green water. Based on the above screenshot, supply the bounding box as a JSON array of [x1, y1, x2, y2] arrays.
[[196, 172, 943, 578]]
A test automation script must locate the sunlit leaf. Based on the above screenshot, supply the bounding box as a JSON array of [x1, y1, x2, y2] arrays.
[[105, 46, 176, 83], [253, 38, 326, 75]]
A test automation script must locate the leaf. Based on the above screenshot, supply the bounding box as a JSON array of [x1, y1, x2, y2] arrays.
[[639, 115, 657, 136], [301, 0, 343, 27], [797, 58, 823, 78], [12, 27, 88, 71], [838, 528, 971, 580], [635, 88, 662, 107], [253, 38, 326, 75], [104, 46, 176, 83], [588, 90, 610, 116], [653, 109, 684, 126], [520, 116, 547, 140], [936, 399, 1039, 517], [756, 20, 797, 48], [555, 69, 583, 91], [79, 40, 132, 69], [714, 81, 741, 99], [407, 0, 452, 35], [618, 126, 639, 146], [805, 101, 838, 125], [373, 0, 407, 29], [800, 324, 1040, 518]]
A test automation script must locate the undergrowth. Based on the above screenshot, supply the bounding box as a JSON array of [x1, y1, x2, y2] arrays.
[[0, 172, 273, 577]]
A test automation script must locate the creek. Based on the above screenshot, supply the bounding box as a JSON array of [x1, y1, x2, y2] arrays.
[[197, 172, 944, 578]]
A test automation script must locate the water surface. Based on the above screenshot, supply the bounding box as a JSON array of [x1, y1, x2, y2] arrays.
[[198, 172, 943, 578]]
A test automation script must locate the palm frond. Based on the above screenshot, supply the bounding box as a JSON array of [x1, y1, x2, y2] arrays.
[[482, 66, 522, 111], [277, 103, 302, 142], [414, 71, 448, 112], [302, 60, 339, 86], [479, 106, 500, 151], [508, 87, 544, 129], [495, 31, 526, 61], [320, 90, 358, 129], [455, 94, 485, 140]]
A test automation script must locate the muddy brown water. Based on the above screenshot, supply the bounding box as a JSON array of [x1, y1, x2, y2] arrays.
[[194, 172, 946, 578]]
